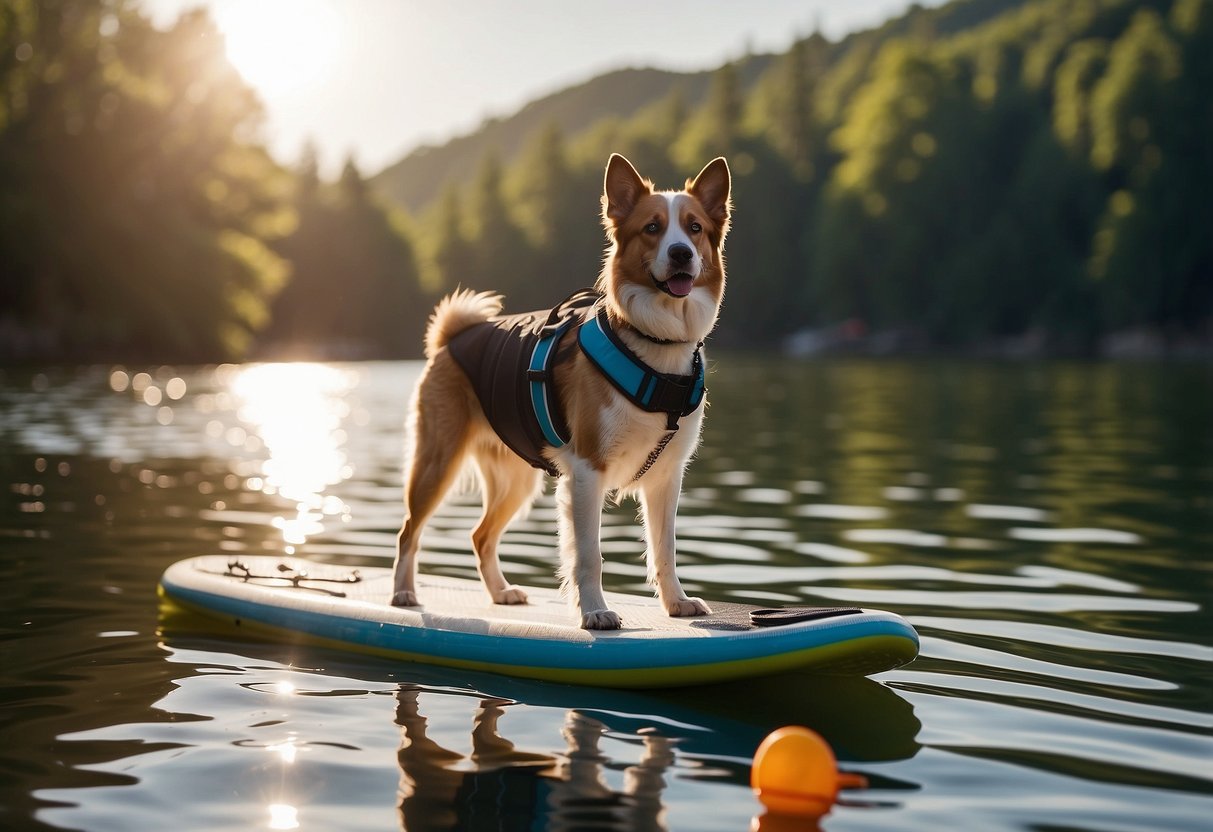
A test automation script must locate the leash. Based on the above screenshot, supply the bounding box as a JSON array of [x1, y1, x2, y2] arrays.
[[631, 430, 676, 482]]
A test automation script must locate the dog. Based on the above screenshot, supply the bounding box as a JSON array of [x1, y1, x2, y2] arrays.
[[392, 153, 731, 629]]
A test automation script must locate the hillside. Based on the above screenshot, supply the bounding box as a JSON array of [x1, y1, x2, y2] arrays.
[[370, 60, 770, 213], [369, 0, 1023, 214], [373, 0, 1212, 355]]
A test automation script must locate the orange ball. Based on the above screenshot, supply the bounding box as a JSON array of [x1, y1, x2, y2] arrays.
[[751, 726, 841, 817]]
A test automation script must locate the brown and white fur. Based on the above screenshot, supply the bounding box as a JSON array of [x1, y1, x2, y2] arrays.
[[392, 154, 731, 629]]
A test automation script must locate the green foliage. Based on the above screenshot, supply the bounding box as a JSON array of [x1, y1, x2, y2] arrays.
[[0, 0, 432, 362], [4, 0, 1209, 361], [1085, 1, 1213, 330], [424, 185, 475, 295], [747, 34, 829, 180], [0, 0, 292, 361], [509, 123, 604, 300], [265, 157, 430, 358]]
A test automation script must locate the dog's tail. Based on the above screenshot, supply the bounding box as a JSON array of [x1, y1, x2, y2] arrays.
[[424, 289, 503, 359]]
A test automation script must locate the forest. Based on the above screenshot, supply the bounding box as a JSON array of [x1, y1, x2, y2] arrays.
[[1, 0, 1210, 362]]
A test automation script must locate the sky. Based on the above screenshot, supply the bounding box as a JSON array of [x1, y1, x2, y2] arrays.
[[139, 0, 945, 177]]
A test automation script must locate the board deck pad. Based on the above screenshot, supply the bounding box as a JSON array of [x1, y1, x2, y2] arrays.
[[159, 556, 919, 688]]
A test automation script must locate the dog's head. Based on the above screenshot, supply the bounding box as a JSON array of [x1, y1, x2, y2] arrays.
[[598, 154, 731, 343]]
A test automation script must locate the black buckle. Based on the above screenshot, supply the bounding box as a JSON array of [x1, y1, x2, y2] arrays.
[[646, 374, 696, 413]]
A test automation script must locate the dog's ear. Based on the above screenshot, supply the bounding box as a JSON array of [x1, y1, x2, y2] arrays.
[[602, 154, 651, 228], [688, 157, 731, 235]]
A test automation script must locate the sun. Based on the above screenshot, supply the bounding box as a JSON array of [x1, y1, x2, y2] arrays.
[[216, 0, 342, 100]]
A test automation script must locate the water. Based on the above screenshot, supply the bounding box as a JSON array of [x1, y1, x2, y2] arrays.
[[1, 357, 1210, 831]]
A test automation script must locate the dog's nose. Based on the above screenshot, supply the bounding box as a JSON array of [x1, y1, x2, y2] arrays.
[[668, 243, 693, 266]]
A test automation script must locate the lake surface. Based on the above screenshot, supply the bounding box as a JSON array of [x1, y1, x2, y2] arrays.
[[1, 357, 1210, 831]]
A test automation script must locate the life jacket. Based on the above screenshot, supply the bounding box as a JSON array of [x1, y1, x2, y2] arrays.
[[446, 289, 706, 476]]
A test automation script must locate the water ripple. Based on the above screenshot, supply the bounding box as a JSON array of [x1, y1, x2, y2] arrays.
[[918, 636, 1176, 691], [894, 672, 1213, 747], [794, 504, 890, 521], [909, 616, 1213, 662], [807, 587, 1199, 614], [1010, 527, 1145, 545], [966, 503, 1052, 522], [4, 359, 1211, 832]]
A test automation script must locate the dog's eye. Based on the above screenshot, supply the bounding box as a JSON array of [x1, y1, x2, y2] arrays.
[[689, 221, 702, 234], [644, 222, 661, 234]]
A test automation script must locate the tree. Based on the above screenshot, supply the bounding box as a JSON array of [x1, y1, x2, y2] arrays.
[[465, 152, 533, 309], [267, 154, 429, 358], [512, 123, 603, 301], [676, 62, 742, 166], [761, 34, 829, 180], [0, 1, 292, 361], [1086, 4, 1212, 332]]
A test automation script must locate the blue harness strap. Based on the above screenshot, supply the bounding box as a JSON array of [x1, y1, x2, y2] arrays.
[[578, 309, 705, 430], [527, 322, 575, 447]]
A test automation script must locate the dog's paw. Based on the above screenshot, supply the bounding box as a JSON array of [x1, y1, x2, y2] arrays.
[[391, 589, 420, 607], [492, 585, 529, 605], [581, 609, 623, 630], [665, 597, 712, 617]]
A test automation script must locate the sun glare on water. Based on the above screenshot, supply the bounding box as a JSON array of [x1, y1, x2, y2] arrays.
[[230, 363, 356, 551], [216, 0, 342, 99]]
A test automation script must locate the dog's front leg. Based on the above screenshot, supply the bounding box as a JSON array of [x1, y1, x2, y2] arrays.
[[640, 469, 711, 617], [557, 457, 621, 630]]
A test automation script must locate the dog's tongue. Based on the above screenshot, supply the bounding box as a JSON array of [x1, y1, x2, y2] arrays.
[[665, 273, 694, 297]]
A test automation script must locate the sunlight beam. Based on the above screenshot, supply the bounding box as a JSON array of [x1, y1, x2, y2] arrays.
[[215, 0, 342, 101]]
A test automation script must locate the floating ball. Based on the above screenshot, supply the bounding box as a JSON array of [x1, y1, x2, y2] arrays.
[[751, 725, 862, 817]]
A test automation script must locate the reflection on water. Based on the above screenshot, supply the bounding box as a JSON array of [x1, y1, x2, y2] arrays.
[[267, 803, 299, 831], [396, 687, 713, 831], [55, 625, 916, 832], [231, 364, 356, 552], [0, 358, 1210, 831]]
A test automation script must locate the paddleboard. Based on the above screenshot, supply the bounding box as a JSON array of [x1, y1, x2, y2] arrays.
[[158, 555, 918, 688]]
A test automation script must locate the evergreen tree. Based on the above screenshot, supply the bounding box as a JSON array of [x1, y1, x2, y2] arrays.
[[466, 152, 533, 309], [297, 139, 322, 201], [766, 34, 829, 180], [514, 123, 603, 301], [267, 154, 429, 357], [678, 62, 742, 165], [427, 184, 475, 292]]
